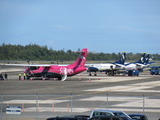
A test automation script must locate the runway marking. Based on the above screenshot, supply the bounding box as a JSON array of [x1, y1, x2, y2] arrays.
[[23, 107, 86, 112], [40, 80, 160, 101], [3, 100, 69, 104], [4, 96, 160, 108], [79, 96, 142, 101], [84, 81, 160, 93], [2, 78, 160, 113], [3, 81, 160, 104], [78, 96, 160, 108], [83, 76, 153, 82], [2, 106, 159, 113], [114, 98, 160, 108]]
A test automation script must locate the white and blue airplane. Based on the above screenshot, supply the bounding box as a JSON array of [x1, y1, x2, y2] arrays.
[[86, 52, 126, 76], [86, 52, 154, 76], [144, 54, 155, 67], [124, 53, 146, 71], [124, 53, 154, 72]]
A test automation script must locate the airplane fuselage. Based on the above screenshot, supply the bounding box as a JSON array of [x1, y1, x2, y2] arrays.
[[25, 65, 87, 77], [124, 63, 146, 70], [86, 63, 124, 71]]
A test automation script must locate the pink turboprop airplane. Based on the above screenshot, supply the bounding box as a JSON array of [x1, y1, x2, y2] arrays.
[[4, 48, 88, 81]]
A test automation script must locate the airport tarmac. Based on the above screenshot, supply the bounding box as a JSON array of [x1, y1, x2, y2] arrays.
[[0, 66, 160, 120]]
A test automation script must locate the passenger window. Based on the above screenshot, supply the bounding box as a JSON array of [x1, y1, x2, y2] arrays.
[[93, 111, 113, 117], [106, 113, 112, 116], [93, 112, 100, 116], [100, 112, 106, 116]]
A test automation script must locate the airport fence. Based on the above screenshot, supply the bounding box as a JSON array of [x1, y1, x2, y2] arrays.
[[0, 94, 160, 120]]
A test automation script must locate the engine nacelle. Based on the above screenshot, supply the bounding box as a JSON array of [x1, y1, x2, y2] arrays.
[[87, 67, 98, 72]]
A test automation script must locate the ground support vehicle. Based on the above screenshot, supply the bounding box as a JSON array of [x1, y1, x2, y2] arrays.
[[89, 109, 132, 120], [126, 70, 139, 76], [150, 66, 160, 75], [89, 116, 131, 120], [105, 70, 126, 76]]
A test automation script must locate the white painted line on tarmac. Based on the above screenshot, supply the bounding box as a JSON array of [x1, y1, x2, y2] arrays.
[[78, 96, 160, 108], [114, 98, 160, 108], [84, 76, 153, 82], [3, 100, 69, 104], [84, 81, 160, 93], [79, 96, 142, 101]]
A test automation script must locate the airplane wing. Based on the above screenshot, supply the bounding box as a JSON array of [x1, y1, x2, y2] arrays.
[[114, 63, 124, 67], [2, 63, 68, 67], [2, 64, 51, 67], [135, 63, 145, 67], [146, 62, 155, 65]]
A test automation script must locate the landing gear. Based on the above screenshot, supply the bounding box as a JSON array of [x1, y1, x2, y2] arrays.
[[89, 72, 97, 76], [57, 76, 62, 80], [27, 76, 30, 80], [105, 71, 116, 76]]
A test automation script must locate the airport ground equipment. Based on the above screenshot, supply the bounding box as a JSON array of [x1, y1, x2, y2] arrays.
[[150, 66, 160, 75], [126, 70, 139, 76], [89, 109, 132, 120], [89, 116, 131, 120]]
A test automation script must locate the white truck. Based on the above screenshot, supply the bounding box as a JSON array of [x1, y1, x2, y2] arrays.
[[89, 109, 132, 120]]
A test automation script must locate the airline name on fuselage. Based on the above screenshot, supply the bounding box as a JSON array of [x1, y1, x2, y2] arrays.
[[60, 67, 74, 75]]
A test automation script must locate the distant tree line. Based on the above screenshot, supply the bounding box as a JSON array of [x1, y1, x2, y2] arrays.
[[0, 43, 160, 61]]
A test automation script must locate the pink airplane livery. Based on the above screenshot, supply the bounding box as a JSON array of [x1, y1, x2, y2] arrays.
[[4, 48, 88, 81]]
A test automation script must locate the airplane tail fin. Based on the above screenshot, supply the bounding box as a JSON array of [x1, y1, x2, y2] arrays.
[[136, 53, 146, 64], [144, 53, 154, 65], [68, 48, 88, 68], [145, 54, 149, 64], [113, 52, 126, 64]]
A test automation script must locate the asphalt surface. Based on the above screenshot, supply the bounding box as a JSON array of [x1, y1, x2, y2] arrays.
[[0, 66, 160, 120]]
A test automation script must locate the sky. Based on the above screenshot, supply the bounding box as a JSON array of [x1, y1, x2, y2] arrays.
[[0, 0, 160, 54]]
